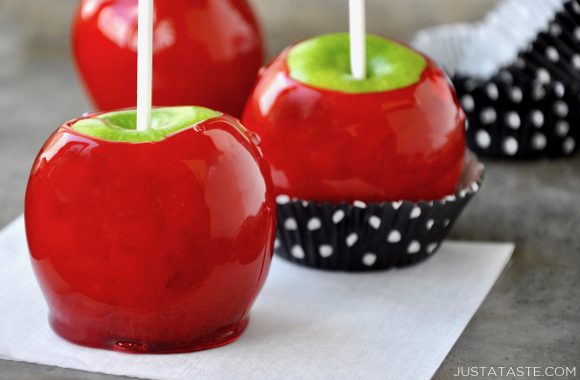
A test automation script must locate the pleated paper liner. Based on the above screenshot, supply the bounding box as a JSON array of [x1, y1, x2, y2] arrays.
[[440, 0, 566, 80], [455, 75, 579, 158], [273, 154, 483, 272]]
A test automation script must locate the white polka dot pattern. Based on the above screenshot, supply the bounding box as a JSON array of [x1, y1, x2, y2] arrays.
[[503, 137, 519, 155], [480, 108, 497, 124], [532, 86, 545, 101], [427, 243, 438, 255], [332, 210, 345, 224], [276, 195, 290, 205], [554, 82, 565, 98], [531, 110, 544, 128], [476, 130, 491, 149], [556, 121, 570, 137], [346, 233, 358, 247], [284, 218, 298, 231], [536, 68, 551, 84], [362, 253, 377, 266], [486, 83, 499, 100], [319, 245, 333, 258], [291, 245, 305, 259], [410, 206, 421, 219], [407, 241, 421, 254], [505, 112, 521, 129], [462, 94, 475, 112], [532, 133, 547, 150], [510, 87, 523, 103], [307, 217, 322, 231], [546, 47, 559, 62], [387, 230, 401, 243], [368, 216, 381, 230], [573, 55, 580, 69], [554, 101, 568, 117], [550, 24, 562, 37], [563, 137, 576, 154]]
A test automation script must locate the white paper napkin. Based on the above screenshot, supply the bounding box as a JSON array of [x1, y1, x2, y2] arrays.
[[0, 215, 513, 380]]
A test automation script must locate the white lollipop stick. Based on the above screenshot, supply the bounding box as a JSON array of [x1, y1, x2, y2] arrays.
[[349, 0, 366, 80], [137, 0, 154, 131]]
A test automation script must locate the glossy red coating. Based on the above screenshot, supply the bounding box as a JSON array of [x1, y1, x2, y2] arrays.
[[25, 113, 275, 353], [73, 0, 264, 117], [242, 47, 466, 203]]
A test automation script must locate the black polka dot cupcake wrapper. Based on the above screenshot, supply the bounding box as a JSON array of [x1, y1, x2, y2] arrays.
[[273, 154, 484, 272], [456, 76, 579, 158], [412, 0, 580, 158]]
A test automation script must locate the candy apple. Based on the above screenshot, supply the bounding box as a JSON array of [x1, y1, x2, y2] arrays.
[[73, 0, 264, 117], [25, 106, 275, 353], [242, 33, 466, 203]]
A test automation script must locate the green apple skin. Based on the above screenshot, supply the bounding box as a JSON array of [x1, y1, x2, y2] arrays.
[[72, 107, 221, 143], [287, 33, 427, 93]]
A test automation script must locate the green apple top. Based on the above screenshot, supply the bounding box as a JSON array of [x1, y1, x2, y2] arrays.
[[71, 106, 221, 142], [287, 33, 427, 93]]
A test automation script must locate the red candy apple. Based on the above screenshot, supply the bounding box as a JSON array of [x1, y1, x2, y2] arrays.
[[25, 107, 275, 353], [242, 33, 466, 203], [73, 0, 264, 116]]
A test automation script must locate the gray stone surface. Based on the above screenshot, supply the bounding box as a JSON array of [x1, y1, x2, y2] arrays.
[[1, 1, 579, 379]]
